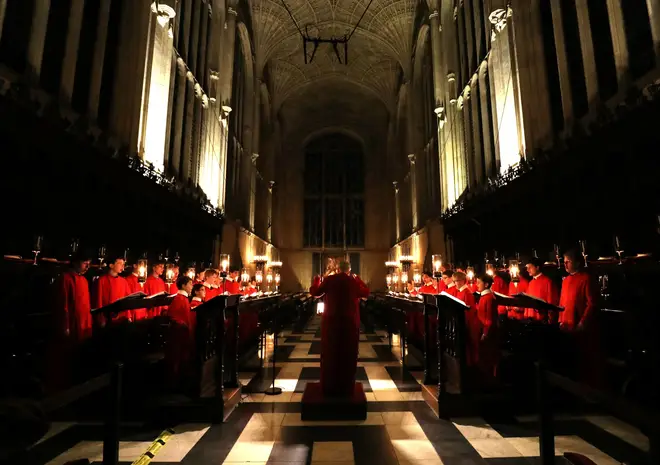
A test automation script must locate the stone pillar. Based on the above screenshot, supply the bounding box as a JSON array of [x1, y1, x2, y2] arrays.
[[249, 153, 258, 230], [434, 105, 447, 211], [26, 0, 51, 83], [60, 0, 85, 104], [181, 0, 192, 61], [549, 0, 574, 127], [198, 2, 209, 80], [575, 0, 600, 108], [647, 0, 660, 64], [393, 182, 401, 242], [606, 0, 630, 87], [267, 180, 274, 242], [171, 58, 187, 176], [182, 72, 195, 182], [191, 83, 203, 184], [88, 0, 112, 120], [0, 0, 7, 43], [189, 0, 201, 75], [220, 4, 238, 107], [407, 154, 418, 231], [428, 10, 443, 106]]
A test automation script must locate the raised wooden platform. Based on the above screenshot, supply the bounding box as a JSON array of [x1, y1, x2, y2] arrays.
[[301, 382, 367, 421]]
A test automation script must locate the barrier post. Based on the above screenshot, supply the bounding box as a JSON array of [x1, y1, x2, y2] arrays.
[[103, 363, 122, 465], [536, 361, 555, 465]]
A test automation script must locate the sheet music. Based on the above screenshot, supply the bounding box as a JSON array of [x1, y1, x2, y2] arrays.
[[439, 291, 469, 308], [114, 291, 147, 302], [145, 291, 167, 299], [514, 292, 546, 303], [493, 291, 514, 300]]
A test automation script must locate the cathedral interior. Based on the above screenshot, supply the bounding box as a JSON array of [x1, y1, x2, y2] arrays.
[[0, 0, 659, 464]]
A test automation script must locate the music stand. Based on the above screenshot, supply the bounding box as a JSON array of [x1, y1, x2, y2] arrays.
[[264, 305, 282, 395]]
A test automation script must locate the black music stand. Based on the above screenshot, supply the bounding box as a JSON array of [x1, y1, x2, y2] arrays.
[[264, 307, 282, 396]]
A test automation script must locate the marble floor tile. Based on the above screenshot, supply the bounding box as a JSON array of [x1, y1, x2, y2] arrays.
[[311, 441, 354, 461]]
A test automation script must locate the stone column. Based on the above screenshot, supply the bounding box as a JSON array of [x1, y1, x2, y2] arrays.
[[428, 10, 443, 106], [407, 154, 418, 231], [26, 0, 51, 83], [249, 153, 258, 230], [575, 0, 600, 108], [393, 182, 401, 242], [181, 0, 192, 61], [198, 2, 209, 80], [189, 0, 201, 75], [182, 72, 195, 182], [549, 0, 573, 127], [88, 0, 112, 120], [60, 0, 85, 104], [0, 0, 7, 43], [606, 0, 629, 87], [190, 83, 203, 184], [220, 4, 238, 107], [647, 0, 660, 64], [170, 58, 187, 176], [267, 180, 274, 242]]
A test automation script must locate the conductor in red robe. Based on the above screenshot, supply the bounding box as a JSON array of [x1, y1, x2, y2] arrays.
[[476, 274, 500, 382], [93, 255, 132, 325], [165, 276, 194, 390], [525, 258, 560, 322], [559, 249, 603, 387], [48, 251, 93, 391], [143, 261, 167, 317], [310, 260, 369, 397]]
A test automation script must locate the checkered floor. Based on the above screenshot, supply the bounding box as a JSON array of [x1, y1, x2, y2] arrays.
[[33, 316, 649, 465]]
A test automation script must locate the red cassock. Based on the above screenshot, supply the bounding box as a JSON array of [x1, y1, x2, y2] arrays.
[[507, 277, 529, 320], [311, 273, 369, 396], [125, 273, 147, 320], [525, 274, 559, 321], [477, 290, 500, 379], [48, 271, 93, 391], [190, 297, 202, 334], [93, 274, 132, 324], [444, 283, 458, 297], [203, 283, 221, 301], [559, 271, 603, 387], [310, 275, 322, 294], [225, 279, 241, 295], [492, 275, 509, 316], [165, 292, 194, 385], [455, 285, 479, 366], [467, 282, 478, 294], [437, 280, 447, 293], [168, 282, 179, 295], [144, 275, 167, 317]]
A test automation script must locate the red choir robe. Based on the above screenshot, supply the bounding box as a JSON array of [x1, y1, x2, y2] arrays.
[[311, 273, 369, 396], [93, 274, 132, 324], [559, 271, 603, 387], [507, 276, 529, 320], [310, 275, 322, 294], [437, 280, 448, 293], [144, 275, 167, 317], [48, 271, 93, 391], [225, 279, 241, 295], [444, 282, 458, 297], [165, 291, 193, 385], [203, 282, 221, 301], [477, 289, 500, 379], [525, 273, 559, 321], [190, 296, 203, 334], [467, 282, 478, 294], [125, 273, 147, 320], [492, 274, 509, 316], [168, 281, 179, 295], [455, 284, 479, 366]]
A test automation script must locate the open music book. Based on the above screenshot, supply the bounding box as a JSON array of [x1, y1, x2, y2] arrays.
[[493, 291, 515, 301], [438, 291, 469, 308], [513, 292, 546, 303], [114, 291, 147, 302], [145, 291, 170, 299]]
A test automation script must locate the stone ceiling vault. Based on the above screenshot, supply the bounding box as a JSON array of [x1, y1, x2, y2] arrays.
[[248, 0, 418, 114]]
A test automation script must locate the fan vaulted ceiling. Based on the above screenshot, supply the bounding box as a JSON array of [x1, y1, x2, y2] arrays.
[[249, 0, 418, 113]]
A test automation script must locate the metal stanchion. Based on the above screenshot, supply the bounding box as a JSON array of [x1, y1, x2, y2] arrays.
[[264, 312, 282, 396], [536, 361, 555, 465], [103, 363, 122, 465]]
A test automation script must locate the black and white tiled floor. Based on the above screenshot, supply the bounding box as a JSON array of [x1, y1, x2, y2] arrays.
[[35, 316, 649, 465]]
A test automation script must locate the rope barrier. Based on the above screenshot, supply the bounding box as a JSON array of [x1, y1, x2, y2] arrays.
[[131, 429, 175, 465]]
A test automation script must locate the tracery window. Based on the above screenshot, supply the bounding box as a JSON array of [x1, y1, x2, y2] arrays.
[[303, 134, 364, 249]]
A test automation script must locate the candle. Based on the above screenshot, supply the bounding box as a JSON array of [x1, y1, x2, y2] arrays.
[[615, 236, 621, 249], [580, 240, 586, 255]]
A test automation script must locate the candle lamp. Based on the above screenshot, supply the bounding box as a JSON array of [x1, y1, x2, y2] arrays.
[[401, 271, 409, 285], [240, 268, 250, 286], [165, 263, 175, 284], [413, 270, 422, 291], [70, 239, 79, 258], [137, 256, 148, 283], [466, 266, 475, 282], [486, 263, 495, 277], [392, 272, 400, 292], [186, 265, 196, 280], [174, 252, 180, 264], [554, 244, 561, 269], [432, 254, 443, 278], [386, 274, 392, 290], [579, 240, 588, 268], [509, 259, 520, 284], [98, 245, 106, 268], [614, 235, 624, 265], [266, 270, 273, 291], [255, 270, 263, 290], [32, 235, 44, 265], [219, 254, 230, 274], [275, 273, 281, 291]]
